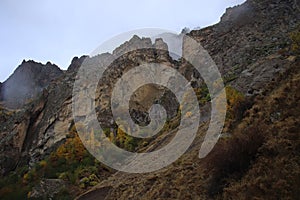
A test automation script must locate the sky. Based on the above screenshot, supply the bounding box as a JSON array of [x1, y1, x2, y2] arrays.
[[0, 0, 246, 82]]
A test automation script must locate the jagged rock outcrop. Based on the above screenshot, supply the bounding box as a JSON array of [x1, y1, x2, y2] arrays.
[[67, 55, 88, 72], [113, 35, 152, 57], [188, 0, 299, 95], [0, 60, 63, 109]]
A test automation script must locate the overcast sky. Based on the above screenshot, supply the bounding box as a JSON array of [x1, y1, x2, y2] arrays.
[[0, 0, 246, 82]]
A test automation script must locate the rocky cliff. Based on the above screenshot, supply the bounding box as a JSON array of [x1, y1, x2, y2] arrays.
[[0, 60, 63, 109]]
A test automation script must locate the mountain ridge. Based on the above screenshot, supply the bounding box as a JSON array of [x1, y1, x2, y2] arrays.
[[0, 60, 63, 109]]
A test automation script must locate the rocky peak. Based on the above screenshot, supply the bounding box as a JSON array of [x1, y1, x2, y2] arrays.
[[220, 3, 254, 25], [217, 0, 299, 32], [113, 35, 152, 57], [67, 55, 88, 73], [154, 38, 168, 51], [0, 60, 63, 109]]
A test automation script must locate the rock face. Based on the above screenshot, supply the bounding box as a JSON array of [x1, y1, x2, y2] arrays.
[[0, 60, 63, 109], [188, 0, 299, 95], [29, 179, 65, 199], [0, 60, 75, 174]]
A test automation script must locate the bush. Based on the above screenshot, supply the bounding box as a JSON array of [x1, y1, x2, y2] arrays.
[[225, 86, 245, 120], [205, 123, 266, 196], [290, 29, 300, 54], [114, 127, 140, 151], [223, 86, 252, 132]]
